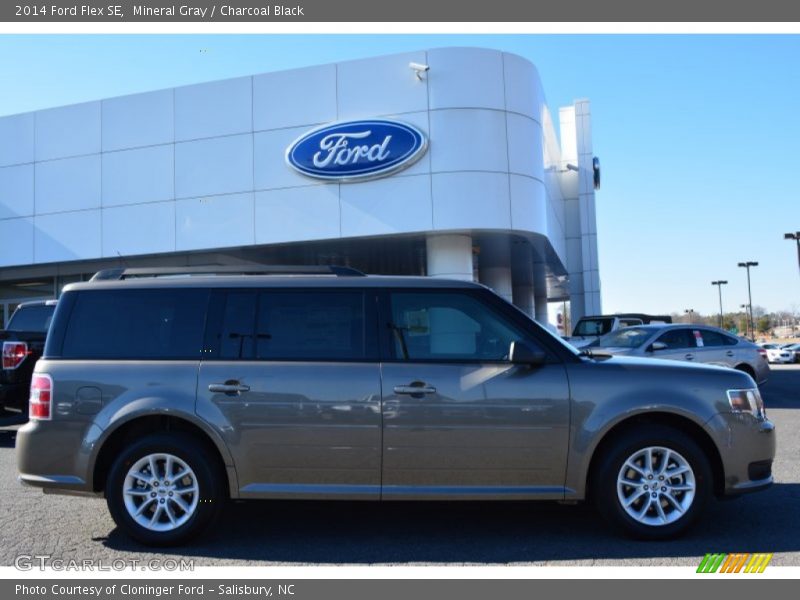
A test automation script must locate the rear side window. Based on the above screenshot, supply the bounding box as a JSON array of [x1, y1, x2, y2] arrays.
[[61, 289, 209, 359], [7, 304, 55, 333], [210, 290, 371, 361], [698, 329, 738, 347]]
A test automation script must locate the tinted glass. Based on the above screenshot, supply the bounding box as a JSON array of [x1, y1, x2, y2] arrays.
[[389, 292, 531, 361], [574, 318, 613, 336], [7, 304, 55, 333], [61, 290, 208, 359], [655, 328, 697, 350], [255, 292, 366, 360], [219, 292, 257, 359]]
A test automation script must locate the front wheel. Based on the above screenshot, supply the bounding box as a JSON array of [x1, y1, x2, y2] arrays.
[[106, 432, 225, 546], [592, 425, 712, 540]]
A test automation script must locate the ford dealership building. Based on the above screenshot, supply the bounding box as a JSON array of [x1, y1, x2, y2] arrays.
[[0, 47, 601, 329]]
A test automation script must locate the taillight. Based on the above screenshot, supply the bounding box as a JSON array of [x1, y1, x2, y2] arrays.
[[2, 341, 29, 369], [29, 374, 52, 421], [758, 348, 768, 361]]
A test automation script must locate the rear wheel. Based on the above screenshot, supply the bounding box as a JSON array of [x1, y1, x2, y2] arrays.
[[106, 432, 225, 546], [592, 425, 712, 540]]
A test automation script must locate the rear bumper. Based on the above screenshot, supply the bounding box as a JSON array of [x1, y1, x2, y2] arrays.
[[15, 419, 97, 495], [705, 412, 776, 496]]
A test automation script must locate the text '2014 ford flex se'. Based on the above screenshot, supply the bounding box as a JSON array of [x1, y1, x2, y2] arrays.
[[16, 266, 775, 546]]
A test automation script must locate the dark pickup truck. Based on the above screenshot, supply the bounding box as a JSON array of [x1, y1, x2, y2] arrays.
[[1, 300, 57, 414]]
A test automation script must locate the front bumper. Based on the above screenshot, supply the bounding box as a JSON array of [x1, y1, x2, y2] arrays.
[[704, 412, 776, 496]]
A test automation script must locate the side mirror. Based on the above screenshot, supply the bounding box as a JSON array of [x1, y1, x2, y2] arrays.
[[648, 341, 668, 352], [509, 341, 547, 366]]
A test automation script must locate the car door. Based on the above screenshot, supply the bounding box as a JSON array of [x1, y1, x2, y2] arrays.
[[379, 289, 571, 500], [196, 288, 382, 499], [693, 328, 737, 367], [649, 327, 698, 363]]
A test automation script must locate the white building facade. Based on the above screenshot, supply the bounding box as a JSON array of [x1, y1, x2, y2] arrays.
[[0, 47, 601, 328]]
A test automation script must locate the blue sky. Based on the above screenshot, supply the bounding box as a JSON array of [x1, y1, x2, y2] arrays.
[[1, 34, 798, 315]]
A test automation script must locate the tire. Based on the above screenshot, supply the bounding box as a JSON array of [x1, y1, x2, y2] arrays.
[[592, 424, 712, 540], [106, 432, 225, 546]]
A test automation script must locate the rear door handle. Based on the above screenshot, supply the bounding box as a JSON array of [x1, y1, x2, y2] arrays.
[[726, 350, 735, 357], [685, 353, 694, 360], [208, 382, 251, 394], [394, 384, 437, 395]]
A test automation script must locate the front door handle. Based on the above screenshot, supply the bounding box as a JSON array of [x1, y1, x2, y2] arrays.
[[685, 353, 694, 360], [394, 384, 437, 396], [208, 382, 251, 394], [726, 350, 735, 357]]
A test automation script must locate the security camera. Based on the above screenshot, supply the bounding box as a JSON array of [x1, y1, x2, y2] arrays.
[[409, 62, 430, 79]]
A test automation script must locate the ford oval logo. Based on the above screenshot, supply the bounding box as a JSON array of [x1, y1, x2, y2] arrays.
[[286, 119, 428, 182]]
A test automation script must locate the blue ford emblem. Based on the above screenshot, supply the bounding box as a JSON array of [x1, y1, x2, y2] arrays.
[[286, 119, 428, 182]]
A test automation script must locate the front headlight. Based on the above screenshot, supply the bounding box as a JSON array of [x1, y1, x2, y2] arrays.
[[727, 388, 765, 418]]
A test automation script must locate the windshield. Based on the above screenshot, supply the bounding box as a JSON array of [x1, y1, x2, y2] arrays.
[[598, 327, 654, 349], [573, 317, 613, 336], [7, 304, 55, 333]]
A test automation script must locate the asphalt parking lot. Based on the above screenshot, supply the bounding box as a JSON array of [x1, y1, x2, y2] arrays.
[[1, 365, 798, 567]]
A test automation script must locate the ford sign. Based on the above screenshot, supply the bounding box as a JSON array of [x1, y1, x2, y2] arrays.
[[285, 119, 428, 182]]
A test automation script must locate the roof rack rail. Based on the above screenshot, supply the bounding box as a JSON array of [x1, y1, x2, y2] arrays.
[[90, 265, 366, 281]]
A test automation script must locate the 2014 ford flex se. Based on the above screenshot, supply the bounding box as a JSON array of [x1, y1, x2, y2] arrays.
[[16, 266, 775, 545]]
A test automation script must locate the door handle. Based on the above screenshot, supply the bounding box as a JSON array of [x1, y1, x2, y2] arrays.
[[394, 384, 437, 396], [208, 382, 251, 394], [726, 351, 735, 357], [685, 353, 694, 360]]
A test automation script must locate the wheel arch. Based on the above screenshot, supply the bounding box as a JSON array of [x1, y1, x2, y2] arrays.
[[91, 412, 237, 497], [583, 411, 725, 499]]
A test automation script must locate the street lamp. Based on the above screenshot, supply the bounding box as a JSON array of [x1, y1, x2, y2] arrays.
[[737, 261, 758, 341], [684, 308, 695, 324], [740, 304, 751, 339], [785, 232, 800, 274], [711, 280, 728, 328]]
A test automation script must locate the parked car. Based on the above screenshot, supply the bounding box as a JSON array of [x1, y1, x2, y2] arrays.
[[781, 343, 800, 363], [1, 300, 57, 414], [565, 313, 673, 348], [16, 266, 775, 545], [758, 343, 794, 364], [594, 324, 770, 385]]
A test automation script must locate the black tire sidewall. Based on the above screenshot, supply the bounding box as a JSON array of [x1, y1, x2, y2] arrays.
[[106, 432, 224, 546], [593, 425, 712, 540]]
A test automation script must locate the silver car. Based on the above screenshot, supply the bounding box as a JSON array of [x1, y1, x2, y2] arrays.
[[595, 324, 770, 385]]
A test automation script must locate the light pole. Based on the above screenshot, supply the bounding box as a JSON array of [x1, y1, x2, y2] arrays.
[[711, 280, 728, 328], [785, 232, 800, 274], [740, 304, 751, 339], [684, 309, 695, 324], [738, 260, 758, 341]]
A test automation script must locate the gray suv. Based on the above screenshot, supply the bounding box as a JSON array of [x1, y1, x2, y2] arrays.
[[16, 266, 775, 546]]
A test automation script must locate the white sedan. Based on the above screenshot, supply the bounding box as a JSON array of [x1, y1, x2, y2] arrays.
[[759, 343, 794, 364]]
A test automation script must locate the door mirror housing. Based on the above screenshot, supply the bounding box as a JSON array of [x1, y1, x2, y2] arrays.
[[509, 341, 547, 366], [649, 341, 668, 352]]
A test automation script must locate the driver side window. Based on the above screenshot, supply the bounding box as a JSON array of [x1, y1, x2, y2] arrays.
[[655, 328, 696, 350], [389, 291, 536, 362]]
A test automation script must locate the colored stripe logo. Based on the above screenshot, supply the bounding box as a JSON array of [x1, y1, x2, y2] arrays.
[[697, 553, 773, 573]]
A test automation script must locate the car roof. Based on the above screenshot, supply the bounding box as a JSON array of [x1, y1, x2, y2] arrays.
[[609, 323, 740, 334], [62, 274, 485, 293], [15, 299, 58, 308]]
